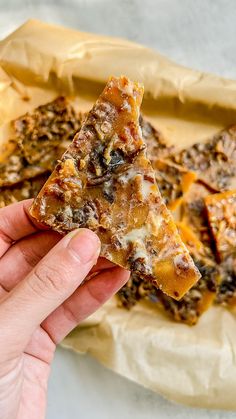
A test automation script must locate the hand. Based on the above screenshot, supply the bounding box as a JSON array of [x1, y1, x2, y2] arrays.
[[0, 199, 129, 419]]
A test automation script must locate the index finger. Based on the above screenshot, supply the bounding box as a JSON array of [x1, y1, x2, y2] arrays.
[[0, 199, 38, 258]]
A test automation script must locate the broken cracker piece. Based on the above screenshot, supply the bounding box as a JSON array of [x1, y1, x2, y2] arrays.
[[182, 186, 236, 309], [30, 76, 200, 300], [216, 261, 236, 307], [140, 116, 174, 160], [0, 174, 49, 208], [155, 261, 218, 325], [0, 98, 82, 187], [173, 126, 236, 191], [15, 96, 82, 165], [174, 222, 219, 323], [118, 224, 218, 325], [181, 182, 214, 258], [118, 261, 218, 326], [205, 190, 236, 262], [152, 159, 196, 210], [0, 146, 51, 187]]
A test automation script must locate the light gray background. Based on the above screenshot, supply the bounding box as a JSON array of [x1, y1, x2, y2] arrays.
[[0, 1, 236, 418]]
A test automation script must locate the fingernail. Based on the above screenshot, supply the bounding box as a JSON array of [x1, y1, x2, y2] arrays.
[[68, 229, 101, 264]]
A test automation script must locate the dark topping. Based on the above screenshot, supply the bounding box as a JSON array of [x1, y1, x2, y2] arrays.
[[16, 96, 82, 165], [156, 260, 218, 324], [47, 183, 65, 201], [181, 182, 215, 255], [205, 191, 236, 262], [216, 268, 236, 304], [128, 257, 152, 277], [87, 173, 111, 186], [88, 143, 106, 175], [143, 174, 155, 183], [118, 257, 218, 325], [172, 126, 236, 191], [71, 200, 99, 226], [108, 149, 126, 170], [0, 173, 49, 208], [194, 260, 218, 293], [151, 159, 195, 208], [0, 97, 83, 187], [215, 257, 236, 305], [117, 274, 143, 309], [140, 116, 174, 160], [87, 148, 126, 182]]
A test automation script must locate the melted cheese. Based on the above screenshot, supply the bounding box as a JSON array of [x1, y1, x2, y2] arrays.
[[124, 226, 149, 245], [117, 168, 138, 184]]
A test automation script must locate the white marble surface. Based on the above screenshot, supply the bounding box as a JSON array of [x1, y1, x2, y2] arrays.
[[0, 1, 236, 418]]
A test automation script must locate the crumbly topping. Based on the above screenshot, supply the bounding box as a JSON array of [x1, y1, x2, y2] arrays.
[[172, 126, 236, 191], [118, 259, 218, 325], [140, 116, 174, 160], [0, 97, 83, 187], [0, 174, 49, 208], [205, 190, 236, 262], [216, 259, 236, 305], [181, 182, 215, 258], [152, 159, 196, 210], [15, 96, 82, 164]]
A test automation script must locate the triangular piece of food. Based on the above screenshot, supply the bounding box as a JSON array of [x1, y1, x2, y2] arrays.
[[205, 190, 236, 262], [30, 76, 200, 299]]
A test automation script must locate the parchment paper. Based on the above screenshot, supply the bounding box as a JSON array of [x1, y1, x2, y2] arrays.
[[1, 19, 236, 410]]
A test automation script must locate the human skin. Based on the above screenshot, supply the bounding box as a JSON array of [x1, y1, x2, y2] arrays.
[[0, 199, 129, 419]]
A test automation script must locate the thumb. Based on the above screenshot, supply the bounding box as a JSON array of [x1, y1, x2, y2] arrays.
[[0, 228, 100, 349]]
